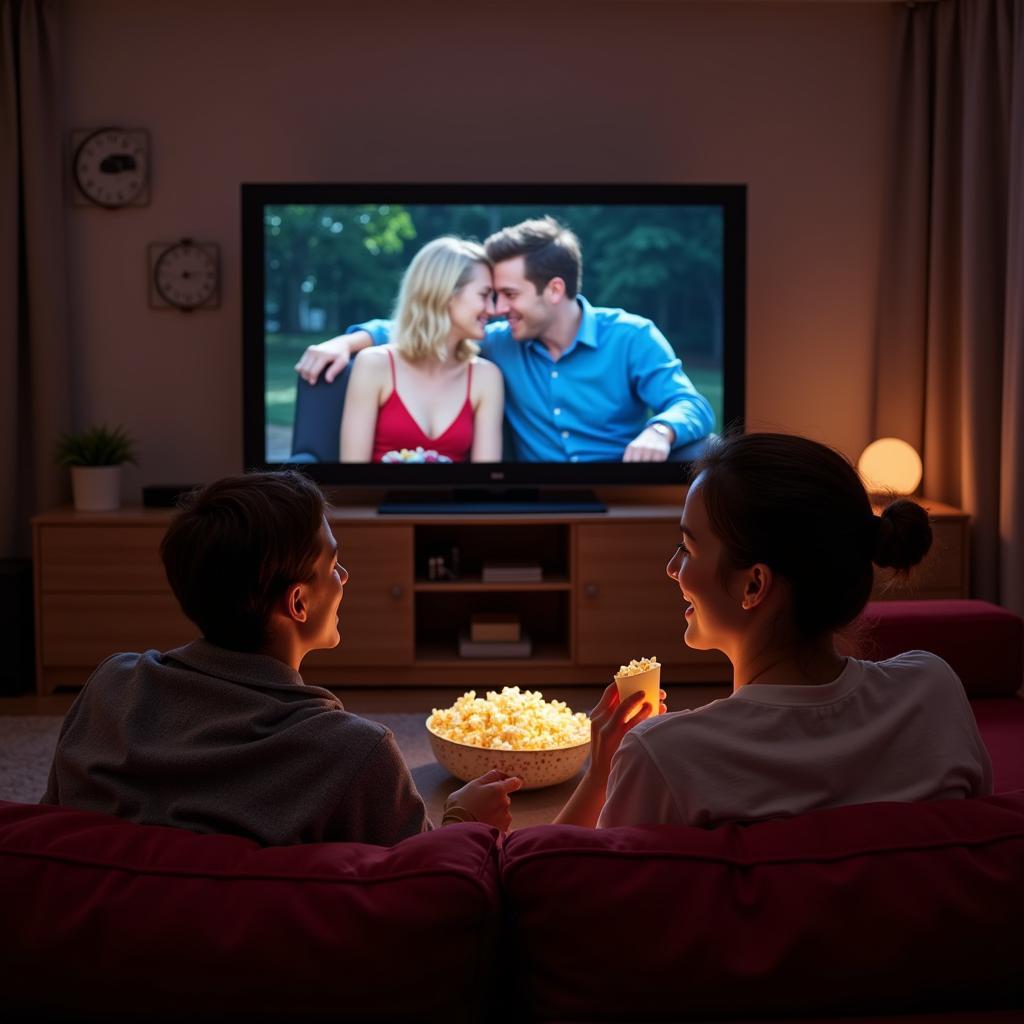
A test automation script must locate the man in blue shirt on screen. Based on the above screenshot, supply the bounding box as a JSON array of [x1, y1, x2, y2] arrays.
[[294, 216, 714, 462]]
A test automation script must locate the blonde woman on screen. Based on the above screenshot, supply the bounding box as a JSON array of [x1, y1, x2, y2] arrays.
[[340, 237, 504, 463]]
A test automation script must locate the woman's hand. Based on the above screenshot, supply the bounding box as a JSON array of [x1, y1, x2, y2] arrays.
[[587, 682, 668, 783], [445, 769, 523, 832], [551, 685, 667, 828]]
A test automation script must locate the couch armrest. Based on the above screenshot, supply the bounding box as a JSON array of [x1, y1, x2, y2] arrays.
[[857, 600, 1023, 698]]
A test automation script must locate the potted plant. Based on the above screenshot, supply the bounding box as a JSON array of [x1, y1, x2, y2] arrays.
[[54, 425, 138, 512]]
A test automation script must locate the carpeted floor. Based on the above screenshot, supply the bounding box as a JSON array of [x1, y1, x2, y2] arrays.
[[0, 712, 579, 829], [0, 716, 61, 804]]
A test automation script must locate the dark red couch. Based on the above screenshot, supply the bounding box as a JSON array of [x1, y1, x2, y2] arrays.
[[2, 600, 1021, 1023]]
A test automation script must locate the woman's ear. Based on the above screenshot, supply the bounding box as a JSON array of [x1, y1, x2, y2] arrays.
[[740, 563, 773, 610]]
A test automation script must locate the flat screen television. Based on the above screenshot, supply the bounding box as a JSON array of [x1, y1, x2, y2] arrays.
[[242, 183, 745, 507]]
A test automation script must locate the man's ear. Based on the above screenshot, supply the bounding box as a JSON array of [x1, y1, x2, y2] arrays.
[[741, 564, 773, 610], [283, 583, 308, 624], [544, 276, 567, 302]]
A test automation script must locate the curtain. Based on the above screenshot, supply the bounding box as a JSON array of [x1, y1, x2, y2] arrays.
[[0, 0, 72, 559], [874, 0, 1024, 615]]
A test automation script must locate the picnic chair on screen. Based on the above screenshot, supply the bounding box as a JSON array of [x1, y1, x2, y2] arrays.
[[289, 364, 353, 463]]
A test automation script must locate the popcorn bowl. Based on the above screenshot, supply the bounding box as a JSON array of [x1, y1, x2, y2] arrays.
[[425, 721, 591, 790]]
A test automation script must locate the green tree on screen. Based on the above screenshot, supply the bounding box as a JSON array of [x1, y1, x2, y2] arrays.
[[265, 202, 723, 358], [265, 205, 415, 333]]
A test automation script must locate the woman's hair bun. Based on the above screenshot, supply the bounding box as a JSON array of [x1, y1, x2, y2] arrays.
[[873, 499, 933, 571]]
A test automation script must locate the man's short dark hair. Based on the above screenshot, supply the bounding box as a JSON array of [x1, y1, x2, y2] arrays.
[[160, 471, 327, 652], [484, 216, 582, 298]]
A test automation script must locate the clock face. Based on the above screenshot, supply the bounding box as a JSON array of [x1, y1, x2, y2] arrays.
[[153, 242, 219, 310], [73, 129, 149, 208]]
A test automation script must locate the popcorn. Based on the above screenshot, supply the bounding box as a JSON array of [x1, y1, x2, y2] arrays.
[[427, 686, 590, 751], [380, 447, 453, 464], [615, 656, 660, 678], [613, 656, 662, 722]]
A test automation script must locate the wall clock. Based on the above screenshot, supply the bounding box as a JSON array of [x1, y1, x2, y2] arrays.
[[71, 128, 150, 208], [147, 239, 221, 312]]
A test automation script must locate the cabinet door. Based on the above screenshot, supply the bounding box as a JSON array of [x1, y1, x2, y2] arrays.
[[576, 523, 721, 669], [40, 594, 197, 667], [305, 525, 414, 668], [37, 524, 198, 671], [39, 525, 169, 591]]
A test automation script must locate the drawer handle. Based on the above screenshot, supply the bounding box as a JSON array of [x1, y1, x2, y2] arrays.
[[390, 584, 404, 600], [584, 583, 599, 599]]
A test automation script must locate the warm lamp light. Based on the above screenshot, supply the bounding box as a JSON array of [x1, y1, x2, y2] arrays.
[[857, 437, 923, 496]]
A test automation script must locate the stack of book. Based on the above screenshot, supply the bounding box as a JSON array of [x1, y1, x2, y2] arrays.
[[458, 613, 532, 658], [480, 562, 543, 583]]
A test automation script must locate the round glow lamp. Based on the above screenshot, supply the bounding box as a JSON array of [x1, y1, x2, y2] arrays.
[[857, 437, 923, 496]]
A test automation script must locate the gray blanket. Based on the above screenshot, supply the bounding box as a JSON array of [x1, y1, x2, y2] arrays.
[[42, 639, 430, 846]]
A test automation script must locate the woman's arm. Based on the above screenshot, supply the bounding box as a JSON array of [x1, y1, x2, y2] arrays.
[[470, 359, 505, 463], [339, 350, 385, 462], [553, 682, 666, 828], [598, 730, 680, 828]]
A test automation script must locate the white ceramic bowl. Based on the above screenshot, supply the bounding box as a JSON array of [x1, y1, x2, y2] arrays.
[[425, 721, 591, 790]]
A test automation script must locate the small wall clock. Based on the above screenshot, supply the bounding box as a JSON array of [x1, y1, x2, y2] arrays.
[[148, 239, 221, 312], [71, 128, 150, 208]]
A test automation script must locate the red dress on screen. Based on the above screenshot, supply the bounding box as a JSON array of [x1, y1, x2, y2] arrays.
[[372, 349, 474, 463]]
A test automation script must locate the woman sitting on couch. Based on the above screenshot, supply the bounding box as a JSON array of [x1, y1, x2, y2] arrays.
[[556, 432, 993, 829], [339, 236, 505, 464]]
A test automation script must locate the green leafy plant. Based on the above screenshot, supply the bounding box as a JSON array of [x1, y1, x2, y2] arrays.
[[54, 425, 138, 467]]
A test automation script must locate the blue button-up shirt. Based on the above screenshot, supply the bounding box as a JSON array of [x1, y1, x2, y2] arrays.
[[351, 296, 714, 462]]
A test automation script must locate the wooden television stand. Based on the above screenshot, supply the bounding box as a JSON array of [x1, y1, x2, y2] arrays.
[[31, 498, 968, 695]]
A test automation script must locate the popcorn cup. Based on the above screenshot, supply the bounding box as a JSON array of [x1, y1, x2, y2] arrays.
[[614, 663, 661, 723]]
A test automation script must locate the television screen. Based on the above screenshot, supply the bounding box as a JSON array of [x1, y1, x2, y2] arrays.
[[242, 184, 745, 488]]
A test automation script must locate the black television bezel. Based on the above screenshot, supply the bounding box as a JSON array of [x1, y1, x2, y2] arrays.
[[242, 182, 746, 486]]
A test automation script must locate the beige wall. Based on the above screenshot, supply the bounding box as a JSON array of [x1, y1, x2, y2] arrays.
[[62, 0, 892, 498]]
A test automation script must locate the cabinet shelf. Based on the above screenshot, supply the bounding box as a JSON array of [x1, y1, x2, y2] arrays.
[[413, 577, 571, 593]]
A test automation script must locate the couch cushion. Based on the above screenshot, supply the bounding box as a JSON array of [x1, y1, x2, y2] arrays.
[[0, 801, 500, 1021], [501, 793, 1024, 1022], [972, 698, 1024, 793], [857, 600, 1023, 698]]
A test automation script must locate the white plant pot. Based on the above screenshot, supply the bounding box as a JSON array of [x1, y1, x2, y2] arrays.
[[71, 465, 122, 512]]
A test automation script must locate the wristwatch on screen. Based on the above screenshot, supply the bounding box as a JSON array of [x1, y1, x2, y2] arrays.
[[650, 422, 675, 444]]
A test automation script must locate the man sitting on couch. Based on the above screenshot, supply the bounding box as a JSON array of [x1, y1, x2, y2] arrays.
[[42, 470, 520, 845]]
